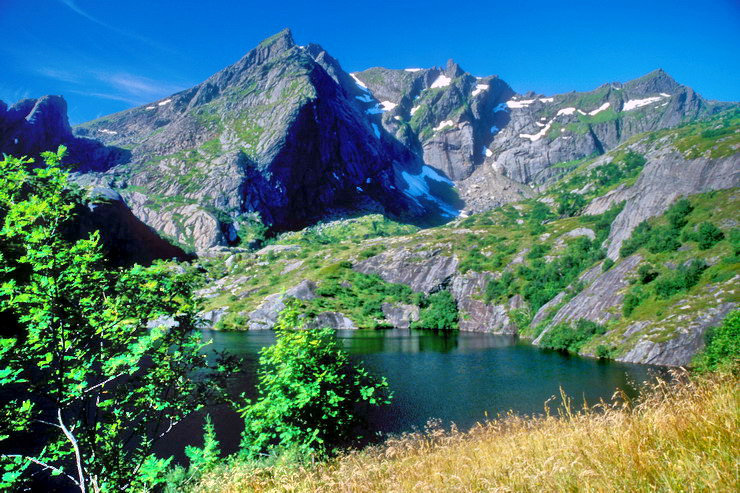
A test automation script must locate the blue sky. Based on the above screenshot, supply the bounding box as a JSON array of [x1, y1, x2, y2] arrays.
[[2, 0, 738, 124]]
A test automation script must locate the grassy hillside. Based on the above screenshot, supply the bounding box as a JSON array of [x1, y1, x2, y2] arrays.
[[191, 371, 738, 492]]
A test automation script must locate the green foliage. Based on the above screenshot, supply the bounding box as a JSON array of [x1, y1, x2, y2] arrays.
[[637, 264, 659, 285], [695, 222, 725, 250], [517, 236, 605, 312], [602, 258, 615, 272], [0, 149, 234, 491], [556, 192, 586, 217], [310, 264, 414, 328], [692, 311, 739, 373], [484, 271, 517, 304], [239, 302, 391, 458], [411, 290, 459, 330], [620, 199, 694, 257], [163, 416, 222, 491], [539, 319, 608, 353], [653, 260, 708, 299]]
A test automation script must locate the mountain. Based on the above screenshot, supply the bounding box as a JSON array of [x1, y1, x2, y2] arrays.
[[351, 65, 729, 215], [1, 29, 731, 257], [72, 29, 457, 253]]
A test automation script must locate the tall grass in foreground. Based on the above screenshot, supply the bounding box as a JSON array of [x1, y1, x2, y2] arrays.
[[194, 372, 739, 492]]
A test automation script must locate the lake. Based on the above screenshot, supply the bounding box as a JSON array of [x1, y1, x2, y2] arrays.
[[157, 329, 664, 460]]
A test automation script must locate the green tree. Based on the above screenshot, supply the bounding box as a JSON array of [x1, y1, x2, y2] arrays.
[[239, 300, 391, 459], [692, 310, 739, 373], [696, 222, 725, 250], [0, 148, 233, 492], [412, 290, 459, 330]]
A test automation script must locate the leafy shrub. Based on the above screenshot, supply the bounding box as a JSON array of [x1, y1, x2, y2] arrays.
[[692, 310, 739, 373], [539, 319, 607, 353], [484, 271, 516, 304], [595, 345, 615, 360], [696, 222, 725, 250], [556, 192, 586, 217], [637, 264, 659, 284], [412, 290, 459, 330], [602, 258, 615, 272], [653, 259, 708, 299], [240, 302, 391, 458]]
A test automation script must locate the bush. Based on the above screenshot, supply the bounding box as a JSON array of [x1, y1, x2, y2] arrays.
[[602, 258, 615, 272], [556, 192, 586, 217], [637, 264, 659, 284], [240, 302, 391, 458], [653, 259, 708, 299], [539, 319, 608, 353], [696, 222, 725, 250], [412, 290, 459, 330], [692, 311, 739, 373], [484, 271, 516, 303]]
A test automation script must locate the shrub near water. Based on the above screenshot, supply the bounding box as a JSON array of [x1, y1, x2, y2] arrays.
[[239, 301, 391, 459]]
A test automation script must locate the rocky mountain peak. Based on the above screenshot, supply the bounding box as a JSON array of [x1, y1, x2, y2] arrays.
[[445, 59, 465, 78]]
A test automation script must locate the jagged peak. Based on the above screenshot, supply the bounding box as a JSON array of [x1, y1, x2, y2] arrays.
[[445, 59, 465, 78], [258, 28, 295, 50]]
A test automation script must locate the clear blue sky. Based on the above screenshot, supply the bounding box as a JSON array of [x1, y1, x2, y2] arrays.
[[2, 0, 738, 124]]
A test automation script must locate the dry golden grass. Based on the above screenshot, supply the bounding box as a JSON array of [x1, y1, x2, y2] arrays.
[[194, 372, 739, 492]]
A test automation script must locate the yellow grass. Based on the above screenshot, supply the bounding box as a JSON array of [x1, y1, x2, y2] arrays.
[[194, 372, 739, 492]]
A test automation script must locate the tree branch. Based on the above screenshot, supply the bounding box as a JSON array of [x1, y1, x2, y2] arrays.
[[58, 409, 86, 493], [1, 454, 78, 486]]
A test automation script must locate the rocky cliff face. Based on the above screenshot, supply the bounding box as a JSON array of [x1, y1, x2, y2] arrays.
[[350, 66, 728, 216]]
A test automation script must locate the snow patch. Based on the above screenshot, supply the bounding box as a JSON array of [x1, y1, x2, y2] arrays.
[[350, 73, 370, 92], [659, 93, 671, 98], [493, 102, 509, 113], [471, 84, 489, 97], [371, 123, 381, 138], [404, 68, 422, 72], [536, 122, 545, 127], [366, 178, 372, 184], [484, 148, 493, 157], [366, 107, 384, 115], [401, 165, 457, 217], [379, 100, 397, 111], [157, 99, 172, 106], [99, 129, 118, 135], [539, 97, 554, 103], [332, 172, 339, 180], [433, 120, 455, 132], [145, 106, 156, 110], [430, 74, 451, 89], [410, 106, 420, 116], [490, 125, 499, 134], [588, 102, 610, 116], [622, 96, 664, 111], [356, 186, 364, 192], [557, 107, 577, 116], [506, 99, 535, 108], [356, 94, 374, 103]]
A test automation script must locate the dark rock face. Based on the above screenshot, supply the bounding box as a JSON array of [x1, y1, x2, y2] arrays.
[[0, 95, 129, 172], [69, 188, 192, 266]]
